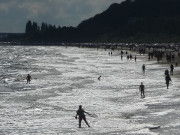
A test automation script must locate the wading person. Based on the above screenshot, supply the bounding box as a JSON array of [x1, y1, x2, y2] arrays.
[[26, 74, 31, 84], [142, 64, 145, 73], [75, 105, 90, 128], [121, 55, 123, 60], [170, 64, 174, 75], [139, 82, 145, 98], [164, 69, 169, 76], [165, 74, 171, 89]]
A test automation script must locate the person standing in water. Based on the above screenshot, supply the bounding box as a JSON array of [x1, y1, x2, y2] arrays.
[[165, 74, 171, 89], [142, 64, 145, 73], [170, 64, 174, 75], [164, 69, 169, 76], [75, 105, 90, 128], [139, 82, 145, 98], [26, 74, 31, 84]]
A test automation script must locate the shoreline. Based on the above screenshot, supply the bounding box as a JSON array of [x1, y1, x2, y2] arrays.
[[0, 45, 180, 134]]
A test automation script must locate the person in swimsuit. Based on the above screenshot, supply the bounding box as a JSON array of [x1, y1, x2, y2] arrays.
[[75, 105, 90, 128]]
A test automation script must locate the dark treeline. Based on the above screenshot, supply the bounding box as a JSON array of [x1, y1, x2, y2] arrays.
[[4, 0, 180, 43], [24, 21, 78, 42]]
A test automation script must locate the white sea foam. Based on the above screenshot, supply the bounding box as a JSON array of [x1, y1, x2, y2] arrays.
[[0, 46, 179, 135]]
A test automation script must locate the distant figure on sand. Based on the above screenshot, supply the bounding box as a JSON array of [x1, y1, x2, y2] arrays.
[[170, 64, 174, 75], [139, 82, 145, 98], [165, 74, 171, 89], [135, 56, 137, 62], [142, 64, 145, 73], [98, 75, 101, 81], [75, 105, 90, 128], [26, 74, 31, 84]]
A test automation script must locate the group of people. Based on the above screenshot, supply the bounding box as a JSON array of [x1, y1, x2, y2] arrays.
[[26, 73, 90, 128], [77, 64, 174, 128], [75, 45, 178, 128], [24, 48, 177, 128], [164, 64, 174, 89], [140, 63, 174, 99]]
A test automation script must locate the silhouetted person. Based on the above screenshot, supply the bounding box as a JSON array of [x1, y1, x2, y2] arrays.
[[130, 54, 132, 59], [170, 64, 174, 75], [98, 75, 101, 81], [142, 64, 145, 73], [139, 82, 145, 98], [26, 74, 31, 84], [165, 74, 171, 89], [164, 69, 169, 76], [135, 56, 137, 62], [121, 50, 124, 55], [75, 105, 90, 128], [175, 62, 178, 66]]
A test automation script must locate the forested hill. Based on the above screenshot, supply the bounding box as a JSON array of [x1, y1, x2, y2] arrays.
[[77, 0, 180, 43], [7, 0, 180, 43]]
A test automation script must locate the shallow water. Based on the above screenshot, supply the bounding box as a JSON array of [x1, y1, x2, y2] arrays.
[[0, 46, 180, 135]]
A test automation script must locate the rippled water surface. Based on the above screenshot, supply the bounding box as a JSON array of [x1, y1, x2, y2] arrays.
[[0, 46, 180, 135]]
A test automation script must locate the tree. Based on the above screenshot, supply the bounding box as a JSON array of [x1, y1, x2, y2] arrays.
[[25, 20, 32, 34], [32, 22, 39, 33]]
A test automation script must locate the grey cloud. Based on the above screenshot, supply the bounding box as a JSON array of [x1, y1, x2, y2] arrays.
[[0, 0, 124, 32]]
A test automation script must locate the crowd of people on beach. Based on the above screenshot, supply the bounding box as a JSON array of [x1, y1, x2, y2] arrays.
[[105, 44, 179, 98], [75, 44, 179, 128], [24, 44, 179, 128]]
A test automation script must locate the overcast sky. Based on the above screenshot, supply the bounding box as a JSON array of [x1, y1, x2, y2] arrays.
[[0, 0, 125, 33]]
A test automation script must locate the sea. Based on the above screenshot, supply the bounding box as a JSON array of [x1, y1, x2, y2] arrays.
[[0, 45, 180, 135]]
